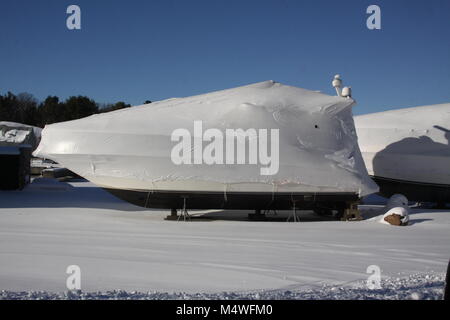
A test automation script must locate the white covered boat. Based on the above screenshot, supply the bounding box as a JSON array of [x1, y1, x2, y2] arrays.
[[34, 81, 378, 211], [0, 121, 42, 150], [355, 103, 450, 203]]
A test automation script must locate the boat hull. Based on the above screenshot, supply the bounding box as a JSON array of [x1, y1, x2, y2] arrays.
[[355, 103, 450, 202], [34, 81, 379, 209], [372, 176, 450, 204], [104, 188, 359, 210]]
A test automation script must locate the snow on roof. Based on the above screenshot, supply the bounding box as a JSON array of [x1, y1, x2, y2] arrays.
[[0, 121, 42, 139]]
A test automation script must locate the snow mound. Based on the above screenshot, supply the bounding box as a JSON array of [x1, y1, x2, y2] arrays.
[[0, 273, 444, 300], [386, 194, 409, 209], [380, 207, 410, 226]]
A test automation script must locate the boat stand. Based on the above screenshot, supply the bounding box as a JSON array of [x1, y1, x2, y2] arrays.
[[287, 201, 300, 222], [165, 208, 179, 221], [248, 209, 267, 221], [341, 202, 362, 221], [177, 197, 191, 222]]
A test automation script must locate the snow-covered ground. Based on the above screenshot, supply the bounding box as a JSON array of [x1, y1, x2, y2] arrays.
[[0, 178, 448, 299], [0, 273, 445, 300]]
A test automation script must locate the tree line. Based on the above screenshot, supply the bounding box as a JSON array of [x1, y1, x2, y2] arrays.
[[0, 91, 150, 128]]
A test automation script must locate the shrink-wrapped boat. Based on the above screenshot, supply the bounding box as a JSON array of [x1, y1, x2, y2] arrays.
[[34, 81, 378, 211]]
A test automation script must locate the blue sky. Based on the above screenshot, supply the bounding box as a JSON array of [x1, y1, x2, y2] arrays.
[[0, 0, 449, 115]]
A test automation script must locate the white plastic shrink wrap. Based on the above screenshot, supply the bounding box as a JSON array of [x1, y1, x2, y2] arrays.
[[355, 103, 450, 186], [34, 81, 378, 197]]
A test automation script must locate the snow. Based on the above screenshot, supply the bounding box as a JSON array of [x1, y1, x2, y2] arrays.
[[0, 129, 29, 144], [0, 178, 448, 299], [0, 121, 42, 150], [378, 194, 411, 225], [386, 194, 409, 208], [380, 207, 410, 225], [0, 121, 42, 140], [0, 273, 444, 300]]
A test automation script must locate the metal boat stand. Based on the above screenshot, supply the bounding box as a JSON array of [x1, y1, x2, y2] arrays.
[[165, 208, 179, 221], [287, 201, 300, 222], [248, 209, 267, 221], [177, 197, 191, 222], [341, 201, 362, 221]]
